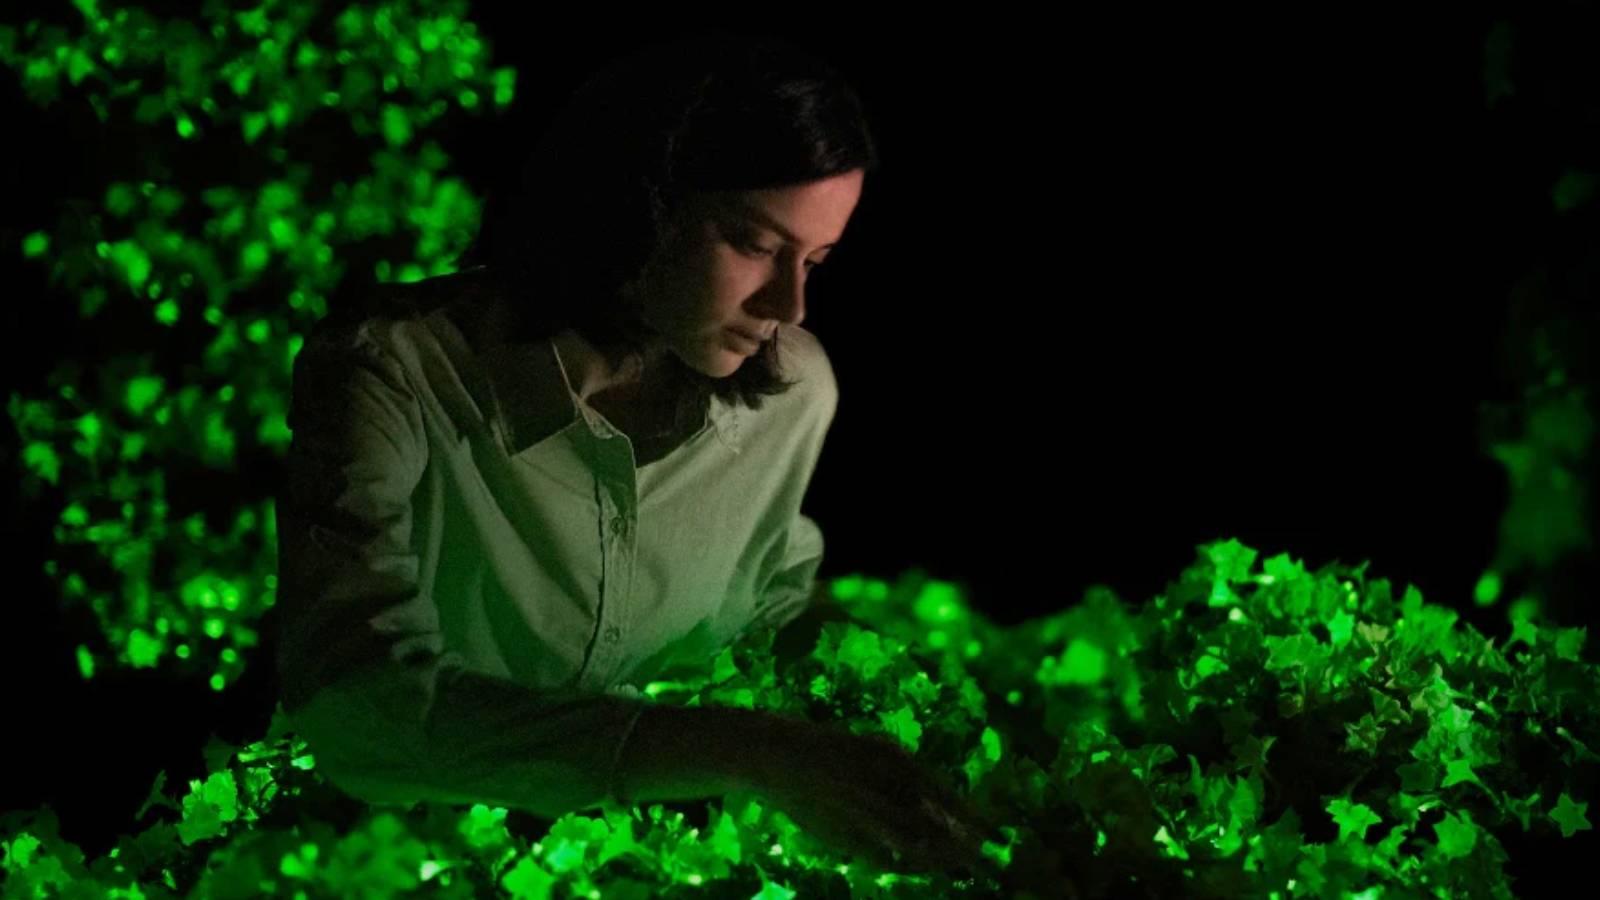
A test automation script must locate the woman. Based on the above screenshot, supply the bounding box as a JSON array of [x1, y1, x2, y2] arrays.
[[275, 32, 992, 875]]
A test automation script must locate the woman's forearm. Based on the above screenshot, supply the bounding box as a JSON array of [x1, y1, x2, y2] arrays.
[[611, 702, 797, 805]]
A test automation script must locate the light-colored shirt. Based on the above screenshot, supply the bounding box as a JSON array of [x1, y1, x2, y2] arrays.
[[274, 267, 838, 818]]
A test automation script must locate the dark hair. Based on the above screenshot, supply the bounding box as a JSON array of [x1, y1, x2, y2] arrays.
[[453, 31, 880, 424]]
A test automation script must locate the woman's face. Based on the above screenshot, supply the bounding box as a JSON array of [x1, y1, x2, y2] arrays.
[[629, 169, 865, 379]]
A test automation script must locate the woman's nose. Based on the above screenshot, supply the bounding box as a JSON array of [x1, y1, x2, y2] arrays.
[[759, 266, 807, 328]]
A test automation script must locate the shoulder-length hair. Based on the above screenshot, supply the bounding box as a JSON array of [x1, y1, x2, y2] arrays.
[[453, 31, 880, 423]]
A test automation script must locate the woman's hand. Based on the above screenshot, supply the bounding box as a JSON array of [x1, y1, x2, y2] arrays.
[[744, 716, 999, 875]]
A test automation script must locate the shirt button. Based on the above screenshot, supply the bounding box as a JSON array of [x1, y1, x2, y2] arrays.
[[604, 626, 621, 643], [611, 515, 628, 538]]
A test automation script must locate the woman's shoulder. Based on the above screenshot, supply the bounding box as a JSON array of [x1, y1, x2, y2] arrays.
[[320, 267, 495, 329], [306, 267, 497, 354]]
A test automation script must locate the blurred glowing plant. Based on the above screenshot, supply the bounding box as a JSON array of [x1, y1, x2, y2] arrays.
[[3, 0, 507, 688], [2, 541, 1593, 898]]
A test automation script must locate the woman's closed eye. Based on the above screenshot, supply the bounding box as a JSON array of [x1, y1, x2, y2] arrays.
[[736, 238, 824, 271]]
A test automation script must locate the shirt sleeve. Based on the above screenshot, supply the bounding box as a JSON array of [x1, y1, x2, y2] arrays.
[[274, 317, 649, 818], [744, 509, 827, 636]]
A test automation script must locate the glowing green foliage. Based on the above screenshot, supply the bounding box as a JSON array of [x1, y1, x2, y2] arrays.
[[1059, 638, 1109, 684], [1327, 797, 1382, 843], [4, 0, 499, 686], [878, 705, 923, 751], [1550, 793, 1592, 838], [2, 544, 1597, 896], [1475, 570, 1502, 606], [1433, 810, 1479, 858], [124, 375, 163, 415], [22, 230, 49, 257]]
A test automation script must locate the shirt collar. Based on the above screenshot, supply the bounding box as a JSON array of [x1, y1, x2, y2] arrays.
[[431, 267, 741, 457]]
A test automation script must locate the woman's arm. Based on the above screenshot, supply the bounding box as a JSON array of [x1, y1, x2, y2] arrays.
[[277, 318, 656, 818]]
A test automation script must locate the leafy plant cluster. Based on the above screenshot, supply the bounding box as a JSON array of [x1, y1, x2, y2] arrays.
[[3, 539, 1593, 899], [3, 0, 505, 693]]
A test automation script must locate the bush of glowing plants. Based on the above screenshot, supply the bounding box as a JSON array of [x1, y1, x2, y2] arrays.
[[3, 538, 1595, 899]]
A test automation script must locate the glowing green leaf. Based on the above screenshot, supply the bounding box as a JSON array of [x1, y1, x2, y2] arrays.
[[125, 375, 164, 415], [499, 854, 554, 899], [1441, 758, 1481, 788], [1552, 627, 1586, 661], [1208, 538, 1258, 584], [1264, 634, 1318, 672], [128, 628, 162, 667], [752, 877, 796, 896], [982, 726, 1002, 762], [1153, 824, 1188, 859], [899, 670, 939, 706], [22, 442, 60, 484], [1326, 609, 1355, 647], [709, 808, 741, 864], [1328, 797, 1382, 843], [1551, 793, 1592, 838], [1433, 810, 1478, 858], [1474, 571, 1502, 607], [1052, 638, 1107, 685], [834, 627, 889, 679], [912, 581, 963, 623], [879, 705, 922, 752]]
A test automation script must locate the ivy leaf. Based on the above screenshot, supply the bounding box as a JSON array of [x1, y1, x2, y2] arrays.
[[1510, 617, 1540, 650], [898, 670, 939, 707], [201, 771, 239, 822], [1356, 621, 1391, 646], [708, 807, 742, 864], [1264, 634, 1321, 672], [1441, 758, 1482, 789], [1327, 796, 1382, 843], [1345, 714, 1382, 755], [1208, 539, 1259, 584], [1433, 810, 1478, 858], [500, 854, 556, 900], [1551, 793, 1593, 838], [835, 627, 891, 680], [958, 678, 986, 719], [175, 771, 240, 845], [1369, 688, 1407, 726], [1230, 734, 1276, 773], [596, 814, 636, 867], [176, 795, 223, 846], [1326, 609, 1356, 647], [542, 815, 608, 874], [1504, 791, 1544, 831], [1248, 808, 1303, 886], [325, 814, 425, 896], [879, 705, 923, 752], [458, 804, 510, 851], [1552, 627, 1586, 662], [754, 878, 798, 900], [134, 769, 180, 819]]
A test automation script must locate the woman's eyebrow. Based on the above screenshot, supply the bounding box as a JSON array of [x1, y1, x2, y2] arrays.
[[731, 201, 839, 250]]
